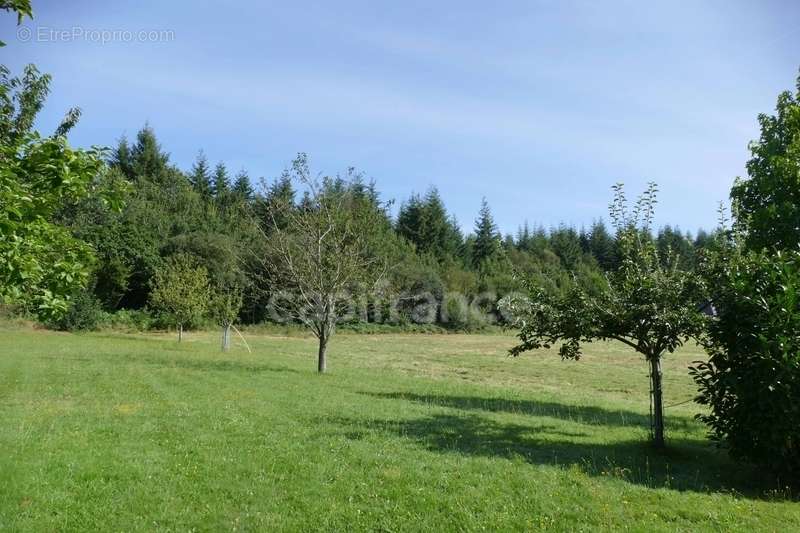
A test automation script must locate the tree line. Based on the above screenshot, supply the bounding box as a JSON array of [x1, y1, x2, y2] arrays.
[[42, 117, 718, 332]]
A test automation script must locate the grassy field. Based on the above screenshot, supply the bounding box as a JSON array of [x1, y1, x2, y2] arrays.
[[0, 325, 798, 531]]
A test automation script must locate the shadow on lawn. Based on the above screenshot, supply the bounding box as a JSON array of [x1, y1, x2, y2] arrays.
[[340, 394, 789, 498], [363, 391, 699, 431], [129, 353, 301, 375]]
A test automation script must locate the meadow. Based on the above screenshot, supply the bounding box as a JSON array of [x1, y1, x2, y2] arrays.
[[1, 325, 798, 531]]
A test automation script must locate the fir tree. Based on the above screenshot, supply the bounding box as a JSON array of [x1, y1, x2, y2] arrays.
[[212, 162, 230, 200], [232, 169, 254, 202], [130, 124, 169, 181], [110, 135, 134, 180], [189, 150, 213, 199], [472, 198, 500, 269]]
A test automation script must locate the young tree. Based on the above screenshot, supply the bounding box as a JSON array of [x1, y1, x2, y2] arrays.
[[257, 154, 386, 372], [505, 183, 707, 447], [210, 285, 243, 351], [149, 254, 210, 341]]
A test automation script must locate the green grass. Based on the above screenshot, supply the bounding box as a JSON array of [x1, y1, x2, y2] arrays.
[[1, 325, 798, 531]]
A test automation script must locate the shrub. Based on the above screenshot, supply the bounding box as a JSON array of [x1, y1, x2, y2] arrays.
[[691, 249, 800, 478], [47, 289, 105, 331], [441, 293, 491, 331], [106, 309, 155, 332]]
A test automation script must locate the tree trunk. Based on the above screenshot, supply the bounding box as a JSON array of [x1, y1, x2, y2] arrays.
[[649, 355, 665, 448], [178, 323, 183, 342], [317, 334, 328, 373], [221, 324, 231, 352]]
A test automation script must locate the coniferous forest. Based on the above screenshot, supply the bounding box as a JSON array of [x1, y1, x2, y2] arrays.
[[49, 120, 716, 332]]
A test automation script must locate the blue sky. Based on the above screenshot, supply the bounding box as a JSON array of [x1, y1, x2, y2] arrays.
[[3, 0, 799, 235]]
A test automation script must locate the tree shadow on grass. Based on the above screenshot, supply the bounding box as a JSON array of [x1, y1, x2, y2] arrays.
[[363, 391, 700, 431], [125, 353, 301, 375], [339, 395, 791, 499]]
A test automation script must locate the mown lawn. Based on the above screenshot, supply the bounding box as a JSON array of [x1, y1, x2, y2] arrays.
[[0, 325, 797, 531]]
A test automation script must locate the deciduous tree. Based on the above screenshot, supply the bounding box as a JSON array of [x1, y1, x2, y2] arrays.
[[505, 183, 707, 447], [257, 154, 386, 372], [0, 65, 118, 319], [149, 254, 210, 341]]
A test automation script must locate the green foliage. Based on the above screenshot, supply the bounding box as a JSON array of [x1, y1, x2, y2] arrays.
[[232, 169, 254, 201], [189, 150, 213, 199], [0, 0, 32, 46], [48, 120, 718, 332], [212, 161, 230, 201], [691, 73, 800, 478], [396, 188, 463, 264], [47, 287, 105, 331], [506, 183, 708, 446], [149, 253, 211, 335], [508, 184, 707, 359], [471, 198, 501, 270], [0, 65, 118, 321], [209, 285, 243, 327], [104, 308, 153, 332], [730, 71, 800, 251], [692, 247, 800, 479], [258, 154, 391, 370]]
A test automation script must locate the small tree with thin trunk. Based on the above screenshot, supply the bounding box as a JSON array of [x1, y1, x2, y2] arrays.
[[210, 285, 242, 351], [149, 254, 210, 342], [257, 154, 386, 373], [504, 183, 707, 447]]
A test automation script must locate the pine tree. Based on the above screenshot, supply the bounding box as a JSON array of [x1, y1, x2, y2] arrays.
[[110, 135, 134, 180], [421, 188, 462, 262], [397, 188, 462, 263], [396, 194, 424, 246], [189, 150, 213, 199], [232, 169, 254, 202], [550, 225, 582, 270], [472, 198, 500, 269], [212, 162, 230, 201], [130, 124, 169, 181], [588, 219, 617, 270]]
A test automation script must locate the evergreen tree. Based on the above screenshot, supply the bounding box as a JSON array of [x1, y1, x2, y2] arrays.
[[130, 124, 170, 181], [588, 219, 617, 270], [189, 150, 213, 199], [421, 188, 462, 262], [212, 162, 230, 200], [550, 225, 582, 270], [472, 198, 500, 269], [232, 169, 255, 202], [110, 135, 134, 180], [396, 194, 424, 246]]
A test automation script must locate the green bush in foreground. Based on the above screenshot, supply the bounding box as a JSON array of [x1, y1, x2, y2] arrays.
[[692, 248, 800, 479]]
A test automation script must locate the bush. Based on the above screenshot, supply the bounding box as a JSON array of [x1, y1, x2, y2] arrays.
[[441, 293, 491, 331], [105, 309, 155, 332], [691, 249, 800, 479], [47, 290, 105, 331]]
